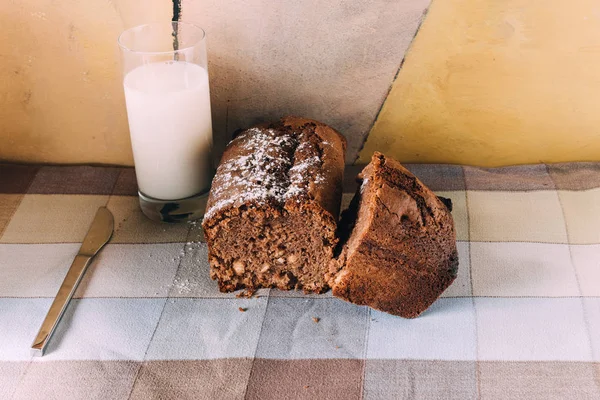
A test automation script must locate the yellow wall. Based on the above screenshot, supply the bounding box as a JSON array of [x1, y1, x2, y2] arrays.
[[0, 0, 170, 165], [359, 0, 600, 166]]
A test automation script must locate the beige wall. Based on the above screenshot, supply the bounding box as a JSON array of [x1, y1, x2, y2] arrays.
[[2, 0, 600, 167]]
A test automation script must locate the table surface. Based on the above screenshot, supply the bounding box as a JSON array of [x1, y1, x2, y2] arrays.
[[1, 162, 599, 400]]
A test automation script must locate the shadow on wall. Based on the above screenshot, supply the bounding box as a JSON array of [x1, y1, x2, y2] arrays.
[[179, 0, 433, 163], [208, 53, 362, 161], [207, 49, 397, 163]]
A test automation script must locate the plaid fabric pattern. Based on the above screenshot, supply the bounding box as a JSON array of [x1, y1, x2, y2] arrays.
[[1, 162, 599, 399]]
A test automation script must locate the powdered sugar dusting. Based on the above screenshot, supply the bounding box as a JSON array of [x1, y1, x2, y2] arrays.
[[204, 127, 326, 220], [360, 177, 369, 194], [287, 155, 324, 193]]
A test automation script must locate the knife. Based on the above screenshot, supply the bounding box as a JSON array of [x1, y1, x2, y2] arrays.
[[31, 206, 114, 357]]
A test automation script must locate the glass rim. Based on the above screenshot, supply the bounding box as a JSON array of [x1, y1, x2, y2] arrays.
[[117, 21, 206, 55]]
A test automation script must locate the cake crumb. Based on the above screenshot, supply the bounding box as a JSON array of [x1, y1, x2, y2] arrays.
[[312, 317, 320, 323], [237, 289, 257, 298], [238, 307, 247, 312]]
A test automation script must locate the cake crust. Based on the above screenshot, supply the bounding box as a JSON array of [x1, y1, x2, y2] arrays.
[[329, 152, 458, 318]]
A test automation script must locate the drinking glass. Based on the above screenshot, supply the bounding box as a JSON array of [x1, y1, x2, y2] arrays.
[[118, 22, 213, 222]]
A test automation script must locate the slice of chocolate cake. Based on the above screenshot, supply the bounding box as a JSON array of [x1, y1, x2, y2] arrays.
[[202, 117, 346, 294], [328, 152, 458, 318]]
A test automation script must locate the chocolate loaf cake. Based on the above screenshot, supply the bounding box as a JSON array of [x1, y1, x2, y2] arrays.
[[328, 152, 458, 318], [202, 117, 346, 294]]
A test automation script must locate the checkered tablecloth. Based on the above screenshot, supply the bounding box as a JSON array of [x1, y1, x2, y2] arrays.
[[1, 162, 599, 399]]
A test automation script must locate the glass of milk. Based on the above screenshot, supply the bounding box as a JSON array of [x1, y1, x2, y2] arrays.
[[118, 22, 213, 222]]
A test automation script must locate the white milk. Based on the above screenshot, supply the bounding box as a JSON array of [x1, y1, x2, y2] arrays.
[[124, 61, 213, 200]]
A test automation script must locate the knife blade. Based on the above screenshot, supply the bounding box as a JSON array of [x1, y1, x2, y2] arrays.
[[31, 206, 114, 356]]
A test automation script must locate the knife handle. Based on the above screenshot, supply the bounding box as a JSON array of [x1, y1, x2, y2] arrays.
[[31, 254, 92, 356]]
